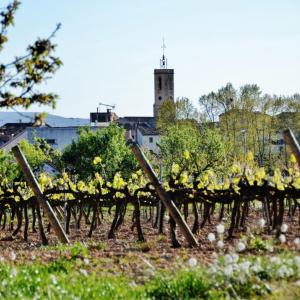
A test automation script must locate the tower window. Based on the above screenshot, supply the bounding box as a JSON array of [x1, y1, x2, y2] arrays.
[[149, 137, 153, 143], [158, 77, 162, 90], [158, 96, 162, 100]]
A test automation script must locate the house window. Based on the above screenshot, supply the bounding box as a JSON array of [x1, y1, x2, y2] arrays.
[[149, 137, 153, 143], [46, 139, 56, 145]]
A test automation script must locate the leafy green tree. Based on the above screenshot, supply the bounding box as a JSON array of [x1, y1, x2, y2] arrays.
[[156, 99, 176, 130], [33, 136, 63, 171], [18, 140, 49, 171], [0, 149, 18, 181], [0, 1, 62, 114], [158, 122, 225, 174], [199, 83, 300, 168], [61, 124, 138, 181], [0, 139, 49, 182], [156, 98, 198, 131]]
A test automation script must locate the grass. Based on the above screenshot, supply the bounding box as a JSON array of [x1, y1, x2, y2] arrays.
[[0, 260, 135, 300], [1, 242, 300, 299]]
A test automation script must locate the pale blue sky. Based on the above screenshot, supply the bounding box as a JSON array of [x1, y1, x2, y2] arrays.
[[3, 0, 300, 118]]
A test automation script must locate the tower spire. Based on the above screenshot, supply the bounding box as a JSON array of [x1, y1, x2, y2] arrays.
[[160, 38, 167, 69]]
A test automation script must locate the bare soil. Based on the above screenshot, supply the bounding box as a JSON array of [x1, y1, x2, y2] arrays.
[[0, 206, 299, 278]]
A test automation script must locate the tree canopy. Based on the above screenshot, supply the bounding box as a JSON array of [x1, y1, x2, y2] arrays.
[[61, 124, 138, 181], [0, 1, 62, 118], [158, 122, 225, 175], [156, 98, 198, 131]]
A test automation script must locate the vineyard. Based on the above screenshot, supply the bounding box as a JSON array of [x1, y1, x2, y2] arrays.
[[1, 145, 300, 249]]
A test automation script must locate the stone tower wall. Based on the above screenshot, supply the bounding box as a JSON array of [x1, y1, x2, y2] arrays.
[[153, 69, 174, 118]]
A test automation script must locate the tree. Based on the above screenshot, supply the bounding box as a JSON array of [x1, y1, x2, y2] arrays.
[[18, 139, 49, 170], [0, 1, 62, 116], [156, 98, 198, 131], [61, 124, 138, 181], [0, 139, 49, 182], [0, 149, 18, 181], [158, 122, 225, 175], [156, 99, 176, 130], [33, 136, 63, 171], [199, 83, 300, 168]]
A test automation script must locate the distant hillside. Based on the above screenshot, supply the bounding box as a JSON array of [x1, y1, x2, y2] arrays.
[[0, 112, 90, 127]]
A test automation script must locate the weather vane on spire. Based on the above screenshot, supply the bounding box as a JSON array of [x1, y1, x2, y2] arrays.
[[160, 38, 168, 69]]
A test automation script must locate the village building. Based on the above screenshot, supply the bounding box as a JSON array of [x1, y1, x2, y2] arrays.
[[0, 47, 174, 154]]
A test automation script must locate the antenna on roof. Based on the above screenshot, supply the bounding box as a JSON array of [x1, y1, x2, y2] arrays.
[[11, 107, 34, 123], [98, 102, 115, 112], [160, 38, 168, 69]]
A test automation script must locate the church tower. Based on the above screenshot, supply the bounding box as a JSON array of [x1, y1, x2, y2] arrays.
[[153, 40, 174, 118]]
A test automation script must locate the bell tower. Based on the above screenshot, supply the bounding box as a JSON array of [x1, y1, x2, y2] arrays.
[[153, 40, 174, 118]]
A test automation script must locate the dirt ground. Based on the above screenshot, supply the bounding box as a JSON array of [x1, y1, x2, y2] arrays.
[[0, 206, 299, 278]]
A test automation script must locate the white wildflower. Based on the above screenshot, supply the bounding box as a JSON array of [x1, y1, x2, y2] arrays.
[[239, 261, 251, 272], [231, 253, 239, 263], [232, 263, 239, 271], [128, 281, 137, 288], [207, 233, 216, 242], [188, 257, 198, 267], [217, 240, 224, 249], [83, 258, 90, 265], [209, 265, 218, 273], [50, 274, 58, 285], [276, 265, 293, 278], [252, 284, 261, 290], [9, 251, 16, 261], [216, 224, 225, 234], [258, 218, 266, 228], [224, 254, 233, 265], [281, 223, 288, 233], [294, 256, 300, 265], [266, 244, 274, 252], [294, 238, 300, 247], [10, 268, 17, 278], [279, 234, 286, 244], [79, 269, 88, 277], [236, 241, 246, 252], [286, 259, 293, 266], [270, 256, 281, 264], [251, 263, 263, 273], [223, 265, 233, 276]]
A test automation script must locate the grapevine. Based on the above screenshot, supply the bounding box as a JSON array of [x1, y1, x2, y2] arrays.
[[0, 152, 299, 247]]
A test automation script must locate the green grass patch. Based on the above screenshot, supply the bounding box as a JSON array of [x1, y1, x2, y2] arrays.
[[0, 250, 300, 299]]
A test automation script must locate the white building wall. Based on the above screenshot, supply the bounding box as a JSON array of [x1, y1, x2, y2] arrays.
[[136, 129, 160, 154], [27, 127, 103, 150]]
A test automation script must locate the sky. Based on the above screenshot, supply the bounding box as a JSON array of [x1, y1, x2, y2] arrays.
[[2, 0, 300, 118]]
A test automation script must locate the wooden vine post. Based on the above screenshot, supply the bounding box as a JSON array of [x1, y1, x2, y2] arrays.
[[129, 141, 199, 247], [12, 145, 69, 244], [283, 129, 300, 167]]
